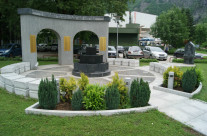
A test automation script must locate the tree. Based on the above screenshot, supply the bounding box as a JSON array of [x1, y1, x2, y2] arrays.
[[182, 8, 194, 40], [194, 23, 207, 46], [150, 7, 189, 48]]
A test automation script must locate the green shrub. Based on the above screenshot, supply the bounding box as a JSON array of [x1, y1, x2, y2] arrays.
[[38, 75, 58, 109], [78, 73, 89, 91], [105, 85, 120, 110], [173, 58, 207, 63], [195, 68, 203, 87], [140, 59, 158, 63], [168, 48, 176, 55], [130, 78, 151, 107], [107, 73, 129, 109], [163, 66, 183, 88], [182, 68, 197, 93], [83, 84, 106, 110], [59, 77, 77, 102], [71, 89, 83, 110]]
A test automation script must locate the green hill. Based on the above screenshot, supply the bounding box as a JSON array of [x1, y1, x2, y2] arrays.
[[128, 0, 207, 23]]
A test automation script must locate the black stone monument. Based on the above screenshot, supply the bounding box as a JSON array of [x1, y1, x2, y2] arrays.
[[72, 47, 110, 77], [184, 41, 195, 64]]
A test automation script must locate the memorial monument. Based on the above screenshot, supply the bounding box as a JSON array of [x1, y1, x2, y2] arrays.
[[72, 47, 110, 77], [184, 41, 195, 64]]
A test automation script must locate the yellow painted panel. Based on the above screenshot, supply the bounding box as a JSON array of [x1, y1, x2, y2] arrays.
[[64, 36, 71, 51], [99, 37, 106, 51], [30, 35, 36, 53]]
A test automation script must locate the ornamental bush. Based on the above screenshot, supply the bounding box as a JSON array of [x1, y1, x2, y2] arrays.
[[38, 75, 58, 109], [78, 73, 89, 91], [182, 68, 197, 93], [71, 89, 83, 110], [130, 78, 151, 107], [83, 84, 106, 110], [105, 85, 120, 110], [107, 73, 129, 108], [195, 68, 203, 87], [59, 77, 77, 102], [163, 66, 183, 88]]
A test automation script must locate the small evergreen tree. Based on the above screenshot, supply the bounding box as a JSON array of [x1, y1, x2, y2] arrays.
[[182, 69, 197, 93], [38, 75, 58, 109], [71, 89, 83, 110], [130, 78, 151, 107], [105, 85, 120, 110]]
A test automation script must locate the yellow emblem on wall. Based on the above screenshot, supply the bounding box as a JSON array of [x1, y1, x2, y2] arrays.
[[99, 37, 106, 51], [30, 35, 36, 53], [64, 36, 71, 51]]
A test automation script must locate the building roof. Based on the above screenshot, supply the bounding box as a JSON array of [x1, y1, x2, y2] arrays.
[[105, 11, 157, 29]]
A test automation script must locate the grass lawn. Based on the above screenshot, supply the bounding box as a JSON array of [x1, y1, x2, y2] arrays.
[[0, 88, 202, 136], [180, 64, 207, 102], [196, 50, 207, 54]]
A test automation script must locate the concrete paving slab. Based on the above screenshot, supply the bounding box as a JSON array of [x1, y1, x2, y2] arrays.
[[173, 102, 206, 117], [149, 97, 173, 109], [196, 112, 207, 122], [187, 118, 207, 135], [159, 106, 195, 123], [184, 99, 207, 112]]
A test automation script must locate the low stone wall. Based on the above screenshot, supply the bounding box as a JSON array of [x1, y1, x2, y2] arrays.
[[0, 62, 41, 99], [108, 58, 139, 67], [149, 62, 170, 75]]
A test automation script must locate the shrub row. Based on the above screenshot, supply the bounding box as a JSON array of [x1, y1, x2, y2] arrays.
[[140, 59, 158, 63], [173, 58, 207, 63], [38, 73, 151, 110], [163, 66, 203, 93]]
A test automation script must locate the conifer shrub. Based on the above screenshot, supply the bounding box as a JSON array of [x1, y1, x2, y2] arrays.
[[195, 68, 203, 87], [71, 89, 83, 110], [105, 85, 120, 110], [130, 78, 151, 107], [163, 66, 183, 88], [38, 75, 58, 109], [182, 68, 197, 93], [107, 73, 129, 108]]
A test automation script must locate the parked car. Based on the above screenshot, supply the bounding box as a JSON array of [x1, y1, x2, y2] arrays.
[[51, 44, 58, 52], [0, 43, 22, 57], [143, 46, 168, 60], [37, 43, 47, 52], [108, 46, 116, 58], [117, 46, 124, 53], [123, 46, 144, 59], [174, 48, 203, 59]]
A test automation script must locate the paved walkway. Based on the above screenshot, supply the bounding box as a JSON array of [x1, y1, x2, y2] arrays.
[[139, 66, 207, 135]]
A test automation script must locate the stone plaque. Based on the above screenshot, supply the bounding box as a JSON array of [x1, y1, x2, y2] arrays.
[[99, 37, 106, 51], [30, 35, 36, 53], [64, 36, 71, 51]]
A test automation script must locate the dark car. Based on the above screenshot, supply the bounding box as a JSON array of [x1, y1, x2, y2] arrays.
[[174, 48, 203, 59], [0, 43, 22, 57]]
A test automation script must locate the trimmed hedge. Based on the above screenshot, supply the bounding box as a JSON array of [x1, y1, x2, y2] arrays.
[[38, 75, 58, 109], [140, 59, 158, 63], [173, 58, 207, 63]]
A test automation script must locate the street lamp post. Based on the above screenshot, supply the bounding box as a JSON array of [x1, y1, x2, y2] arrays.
[[113, 13, 121, 58]]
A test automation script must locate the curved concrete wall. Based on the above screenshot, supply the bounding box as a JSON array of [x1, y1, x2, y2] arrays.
[[18, 8, 110, 69]]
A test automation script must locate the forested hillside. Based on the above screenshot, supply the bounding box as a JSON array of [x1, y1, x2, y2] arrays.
[[128, 0, 207, 23]]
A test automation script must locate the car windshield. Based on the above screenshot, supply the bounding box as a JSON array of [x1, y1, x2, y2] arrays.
[[129, 46, 141, 51], [0, 44, 12, 49], [108, 46, 116, 51], [150, 47, 163, 52]]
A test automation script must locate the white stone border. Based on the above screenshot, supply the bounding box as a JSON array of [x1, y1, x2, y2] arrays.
[[25, 102, 157, 117], [153, 82, 202, 98]]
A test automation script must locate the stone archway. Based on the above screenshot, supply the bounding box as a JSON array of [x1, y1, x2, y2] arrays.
[[18, 8, 110, 69]]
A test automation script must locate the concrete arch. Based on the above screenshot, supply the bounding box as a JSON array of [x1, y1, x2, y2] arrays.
[[18, 8, 110, 69]]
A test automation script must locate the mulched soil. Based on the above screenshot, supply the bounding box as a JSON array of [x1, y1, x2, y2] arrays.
[[55, 102, 72, 110]]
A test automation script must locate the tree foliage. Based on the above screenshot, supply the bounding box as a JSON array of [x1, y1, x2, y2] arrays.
[[194, 23, 207, 46], [0, 0, 133, 44], [150, 7, 189, 48]]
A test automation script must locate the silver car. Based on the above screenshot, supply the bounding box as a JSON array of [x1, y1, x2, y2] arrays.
[[123, 46, 144, 59], [143, 46, 168, 60]]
